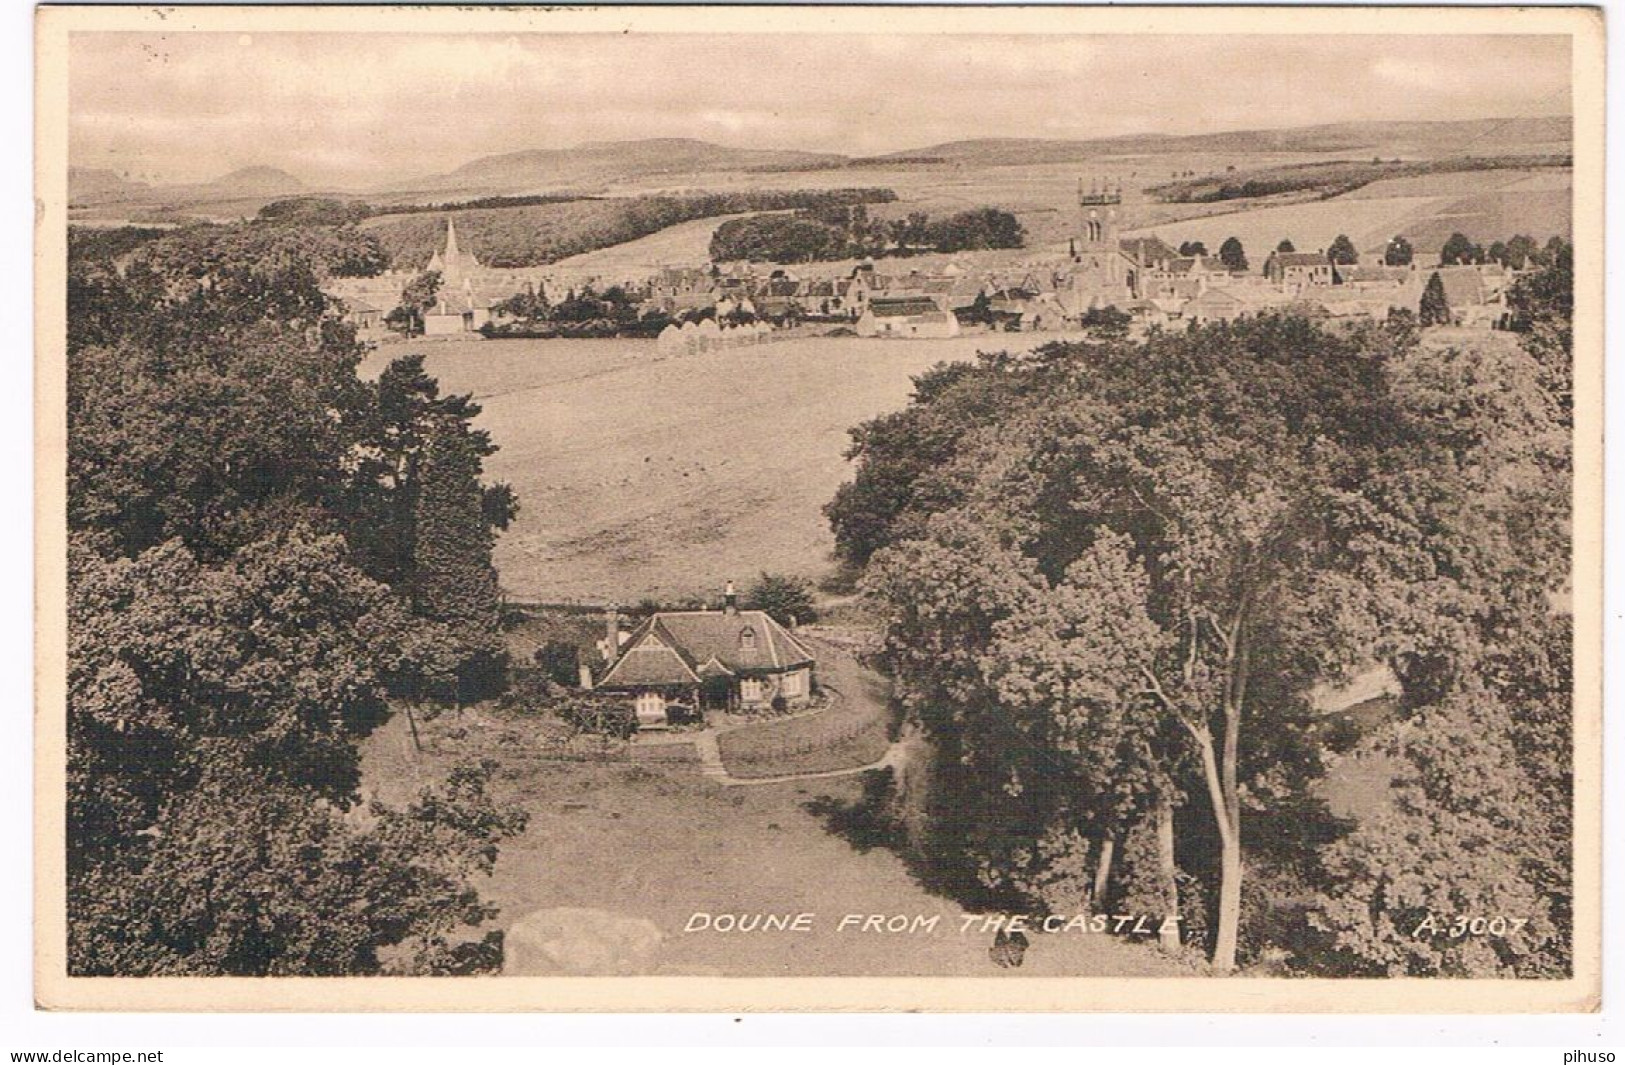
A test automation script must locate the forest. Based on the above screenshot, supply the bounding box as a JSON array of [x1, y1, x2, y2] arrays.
[[824, 249, 1574, 976], [709, 205, 1026, 264], [359, 188, 899, 270], [65, 219, 530, 975]]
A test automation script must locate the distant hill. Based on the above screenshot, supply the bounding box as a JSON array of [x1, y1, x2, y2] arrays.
[[68, 167, 152, 206], [69, 164, 306, 211], [431, 138, 848, 194], [886, 116, 1574, 166], [199, 166, 306, 198]]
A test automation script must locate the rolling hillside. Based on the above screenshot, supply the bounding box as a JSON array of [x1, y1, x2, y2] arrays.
[[425, 138, 846, 195], [358, 334, 1027, 603], [887, 116, 1573, 167]]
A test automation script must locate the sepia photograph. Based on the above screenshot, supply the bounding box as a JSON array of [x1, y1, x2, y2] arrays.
[[33, 4, 1603, 1014]]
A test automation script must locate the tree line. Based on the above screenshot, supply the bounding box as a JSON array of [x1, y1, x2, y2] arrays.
[[359, 188, 900, 270], [823, 258, 1573, 975], [66, 220, 529, 975], [709, 205, 1025, 264]]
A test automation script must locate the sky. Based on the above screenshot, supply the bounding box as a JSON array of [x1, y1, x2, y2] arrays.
[[68, 31, 1574, 188]]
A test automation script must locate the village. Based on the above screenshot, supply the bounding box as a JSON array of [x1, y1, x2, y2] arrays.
[[328, 179, 1529, 349]]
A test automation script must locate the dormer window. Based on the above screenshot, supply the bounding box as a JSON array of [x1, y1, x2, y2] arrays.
[[739, 626, 756, 650]]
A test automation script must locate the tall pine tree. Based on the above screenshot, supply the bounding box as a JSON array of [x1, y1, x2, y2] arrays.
[[1419, 271, 1451, 326], [412, 414, 506, 699]]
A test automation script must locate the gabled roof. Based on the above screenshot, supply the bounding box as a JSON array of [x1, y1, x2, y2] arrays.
[[868, 296, 943, 318], [1270, 251, 1331, 269], [598, 609, 815, 690], [597, 629, 702, 688], [1334, 263, 1408, 284], [1119, 236, 1181, 267]]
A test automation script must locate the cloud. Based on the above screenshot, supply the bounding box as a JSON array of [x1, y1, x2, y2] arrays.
[[68, 31, 1574, 186]]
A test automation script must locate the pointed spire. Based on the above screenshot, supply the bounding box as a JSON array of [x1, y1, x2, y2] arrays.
[[444, 219, 461, 264]]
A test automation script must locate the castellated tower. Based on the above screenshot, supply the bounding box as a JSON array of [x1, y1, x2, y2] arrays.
[[1067, 177, 1134, 310], [1078, 177, 1123, 248]]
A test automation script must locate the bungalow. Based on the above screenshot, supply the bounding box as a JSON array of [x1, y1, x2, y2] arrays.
[[593, 586, 817, 727], [856, 296, 961, 338]]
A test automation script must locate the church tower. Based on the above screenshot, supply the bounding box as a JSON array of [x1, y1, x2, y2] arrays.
[[1078, 177, 1122, 249], [1068, 177, 1133, 310]]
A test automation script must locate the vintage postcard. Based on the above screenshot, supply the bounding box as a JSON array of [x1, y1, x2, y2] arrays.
[[35, 4, 1603, 1011]]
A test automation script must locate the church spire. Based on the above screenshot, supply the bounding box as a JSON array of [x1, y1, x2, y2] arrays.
[[444, 219, 461, 264]]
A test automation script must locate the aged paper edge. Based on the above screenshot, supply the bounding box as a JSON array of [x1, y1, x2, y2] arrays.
[[33, 3, 1606, 1014]]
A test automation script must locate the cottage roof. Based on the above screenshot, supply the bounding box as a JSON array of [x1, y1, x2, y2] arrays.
[[1119, 236, 1181, 267], [598, 609, 815, 689], [869, 296, 944, 318], [597, 632, 702, 688], [1271, 252, 1331, 269]]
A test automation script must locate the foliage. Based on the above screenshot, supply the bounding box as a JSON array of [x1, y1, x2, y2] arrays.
[[257, 197, 373, 227], [70, 758, 525, 976], [411, 415, 508, 700], [1384, 235, 1414, 266], [1440, 232, 1485, 266], [554, 692, 639, 740], [1418, 272, 1451, 326], [1148, 154, 1571, 205], [710, 205, 1024, 264], [363, 188, 898, 270], [66, 218, 529, 975], [1079, 306, 1132, 340], [1178, 241, 1208, 257], [391, 270, 442, 337], [1327, 234, 1359, 266], [745, 572, 819, 626], [1276, 239, 1296, 254], [1219, 237, 1248, 273], [841, 305, 1570, 973], [824, 358, 1028, 567], [1505, 241, 1574, 424]]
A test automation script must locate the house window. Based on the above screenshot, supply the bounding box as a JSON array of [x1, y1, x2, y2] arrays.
[[739, 627, 756, 650], [740, 679, 763, 703], [782, 671, 803, 697]]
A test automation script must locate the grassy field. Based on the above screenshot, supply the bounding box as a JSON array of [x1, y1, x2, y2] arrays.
[[361, 332, 1047, 603], [1127, 166, 1570, 259], [359, 709, 1192, 977], [550, 212, 757, 271], [715, 640, 893, 779]]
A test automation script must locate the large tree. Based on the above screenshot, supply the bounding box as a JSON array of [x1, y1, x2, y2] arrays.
[[66, 218, 529, 975], [1419, 271, 1451, 326], [1219, 237, 1249, 273], [1383, 235, 1413, 267], [1327, 234, 1359, 266], [862, 318, 1413, 970], [1440, 232, 1484, 266], [412, 415, 508, 699]]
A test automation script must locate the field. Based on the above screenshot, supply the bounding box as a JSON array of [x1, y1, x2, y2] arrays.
[[1127, 167, 1570, 259], [359, 332, 1045, 603], [359, 710, 1192, 977], [550, 212, 756, 272]]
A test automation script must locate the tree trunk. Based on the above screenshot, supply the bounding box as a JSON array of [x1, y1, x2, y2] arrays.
[[1213, 833, 1242, 971], [404, 700, 423, 754], [1192, 723, 1240, 972], [1092, 836, 1116, 913], [1155, 795, 1181, 953]]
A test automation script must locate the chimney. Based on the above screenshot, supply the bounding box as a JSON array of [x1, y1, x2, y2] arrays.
[[603, 604, 620, 661], [724, 580, 738, 616], [578, 660, 595, 690]]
